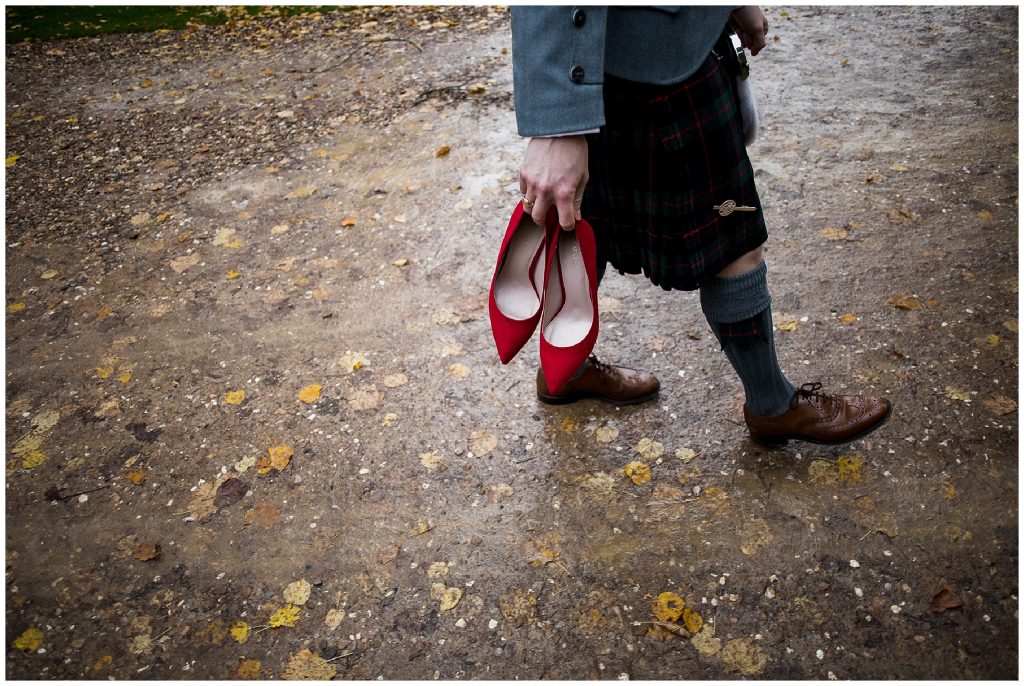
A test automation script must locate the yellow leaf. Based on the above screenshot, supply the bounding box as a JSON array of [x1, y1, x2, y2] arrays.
[[7, 303, 25, 313], [271, 223, 290, 234], [560, 417, 580, 432], [392, 258, 410, 267], [13, 433, 44, 456], [13, 627, 43, 652], [225, 390, 246, 405], [636, 438, 664, 461], [448, 363, 470, 378], [297, 385, 322, 404], [41, 270, 58, 280], [22, 450, 47, 469], [257, 445, 293, 474], [325, 608, 345, 629], [127, 470, 147, 485], [420, 451, 444, 470], [340, 215, 357, 227], [6, 155, 20, 166], [236, 659, 261, 679], [1004, 319, 1018, 333], [890, 294, 923, 311], [226, 270, 241, 279], [945, 386, 971, 402], [889, 163, 910, 172], [820, 227, 848, 240], [288, 185, 317, 199], [93, 655, 113, 671], [468, 430, 497, 457], [96, 366, 114, 379], [978, 210, 994, 222], [943, 483, 957, 500], [282, 648, 336, 680], [839, 313, 857, 324], [118, 371, 132, 385], [986, 334, 1000, 346], [808, 459, 839, 485], [595, 426, 618, 443], [674, 447, 696, 462], [651, 592, 685, 622], [625, 461, 651, 485], [154, 212, 172, 223], [682, 607, 703, 634], [439, 586, 463, 613], [268, 605, 300, 628], [777, 319, 798, 332], [721, 637, 768, 676], [283, 579, 312, 606], [435, 145, 451, 158], [836, 455, 863, 485]]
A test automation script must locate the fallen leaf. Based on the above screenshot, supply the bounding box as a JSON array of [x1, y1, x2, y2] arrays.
[[283, 579, 312, 606], [435, 145, 450, 158], [636, 438, 665, 461], [41, 269, 58, 280], [674, 447, 697, 462], [839, 313, 858, 324], [739, 517, 773, 556], [886, 205, 920, 224], [237, 659, 261, 679], [560, 417, 581, 432], [287, 185, 317, 199], [271, 223, 290, 235], [214, 478, 247, 508], [466, 83, 487, 94], [889, 163, 910, 172], [226, 270, 241, 279], [324, 609, 345, 629], [127, 470, 147, 485], [268, 605, 300, 628], [6, 155, 20, 166], [808, 459, 839, 485], [7, 302, 25, 313], [983, 395, 1016, 416], [890, 294, 923, 311], [338, 351, 368, 372], [420, 451, 444, 470], [866, 170, 886, 184], [945, 386, 971, 402], [347, 386, 381, 411], [448, 363, 470, 378], [257, 445, 293, 475], [691, 624, 722, 656], [383, 373, 408, 388], [651, 592, 685, 622], [12, 433, 43, 457], [230, 621, 249, 644], [820, 227, 849, 240], [235, 659, 260, 679], [297, 385, 322, 404], [777, 319, 798, 332], [225, 390, 246, 405], [682, 607, 703, 634], [392, 258, 410, 267], [170, 254, 200, 274], [186, 481, 219, 521], [243, 501, 281, 530], [133, 540, 160, 561], [930, 587, 963, 614], [721, 637, 768, 676], [595, 426, 619, 443], [1004, 319, 1018, 333], [22, 450, 47, 469], [118, 371, 132, 385], [427, 562, 449, 578], [625, 461, 652, 486], [836, 455, 863, 485], [340, 215, 357, 227], [943, 483, 957, 500], [13, 627, 43, 652], [439, 587, 463, 613], [281, 648, 336, 680], [978, 210, 994, 222], [499, 587, 537, 626], [468, 430, 498, 457]]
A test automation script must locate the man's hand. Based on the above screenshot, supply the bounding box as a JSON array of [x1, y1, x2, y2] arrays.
[[519, 135, 588, 231], [729, 6, 768, 56]]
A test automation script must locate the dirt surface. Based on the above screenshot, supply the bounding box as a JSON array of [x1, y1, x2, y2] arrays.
[[5, 5, 1018, 680]]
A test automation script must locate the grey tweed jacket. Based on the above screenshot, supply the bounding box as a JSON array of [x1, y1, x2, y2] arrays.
[[511, 6, 735, 137]]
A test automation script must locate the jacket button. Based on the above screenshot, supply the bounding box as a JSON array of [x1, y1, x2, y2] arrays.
[[572, 9, 586, 27], [570, 66, 585, 83]]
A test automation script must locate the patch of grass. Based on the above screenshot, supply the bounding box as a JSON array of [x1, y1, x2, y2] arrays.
[[5, 6, 345, 43]]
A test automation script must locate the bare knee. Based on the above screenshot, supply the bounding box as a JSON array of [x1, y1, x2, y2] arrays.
[[717, 245, 765, 278]]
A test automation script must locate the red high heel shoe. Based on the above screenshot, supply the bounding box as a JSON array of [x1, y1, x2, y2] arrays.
[[488, 201, 553, 363], [539, 219, 599, 394]]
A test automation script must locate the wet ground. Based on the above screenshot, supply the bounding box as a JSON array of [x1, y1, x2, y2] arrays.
[[5, 5, 1018, 680]]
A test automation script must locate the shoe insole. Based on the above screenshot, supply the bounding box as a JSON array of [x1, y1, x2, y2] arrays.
[[494, 219, 546, 320], [543, 231, 593, 347]]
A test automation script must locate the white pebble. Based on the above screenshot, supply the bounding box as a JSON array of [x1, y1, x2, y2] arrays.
[[890, 605, 902, 614], [617, 674, 630, 681], [849, 559, 860, 568], [854, 587, 863, 597], [455, 618, 466, 628], [78, 494, 88, 503], [358, 468, 370, 475], [816, 649, 824, 659], [488, 619, 498, 630]]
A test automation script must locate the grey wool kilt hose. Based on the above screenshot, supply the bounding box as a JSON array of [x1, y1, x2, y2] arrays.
[[582, 51, 768, 292]]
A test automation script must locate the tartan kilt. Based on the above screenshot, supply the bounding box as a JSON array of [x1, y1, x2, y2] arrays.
[[582, 52, 768, 292]]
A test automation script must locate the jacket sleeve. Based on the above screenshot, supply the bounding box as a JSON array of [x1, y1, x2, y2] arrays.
[[510, 6, 608, 138]]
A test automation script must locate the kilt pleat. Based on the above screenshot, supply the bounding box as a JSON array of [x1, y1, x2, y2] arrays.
[[582, 52, 768, 292]]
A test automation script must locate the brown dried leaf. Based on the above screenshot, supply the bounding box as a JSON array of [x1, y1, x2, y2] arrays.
[[983, 395, 1016, 416], [287, 186, 318, 199], [187, 482, 219, 521], [930, 587, 963, 614], [214, 478, 247, 508], [133, 540, 160, 561], [243, 501, 281, 530], [468, 430, 497, 457], [890, 294, 923, 311], [281, 648, 336, 680]]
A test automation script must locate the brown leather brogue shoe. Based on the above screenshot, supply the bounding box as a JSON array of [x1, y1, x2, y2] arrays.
[[744, 382, 892, 445], [537, 355, 660, 405]]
